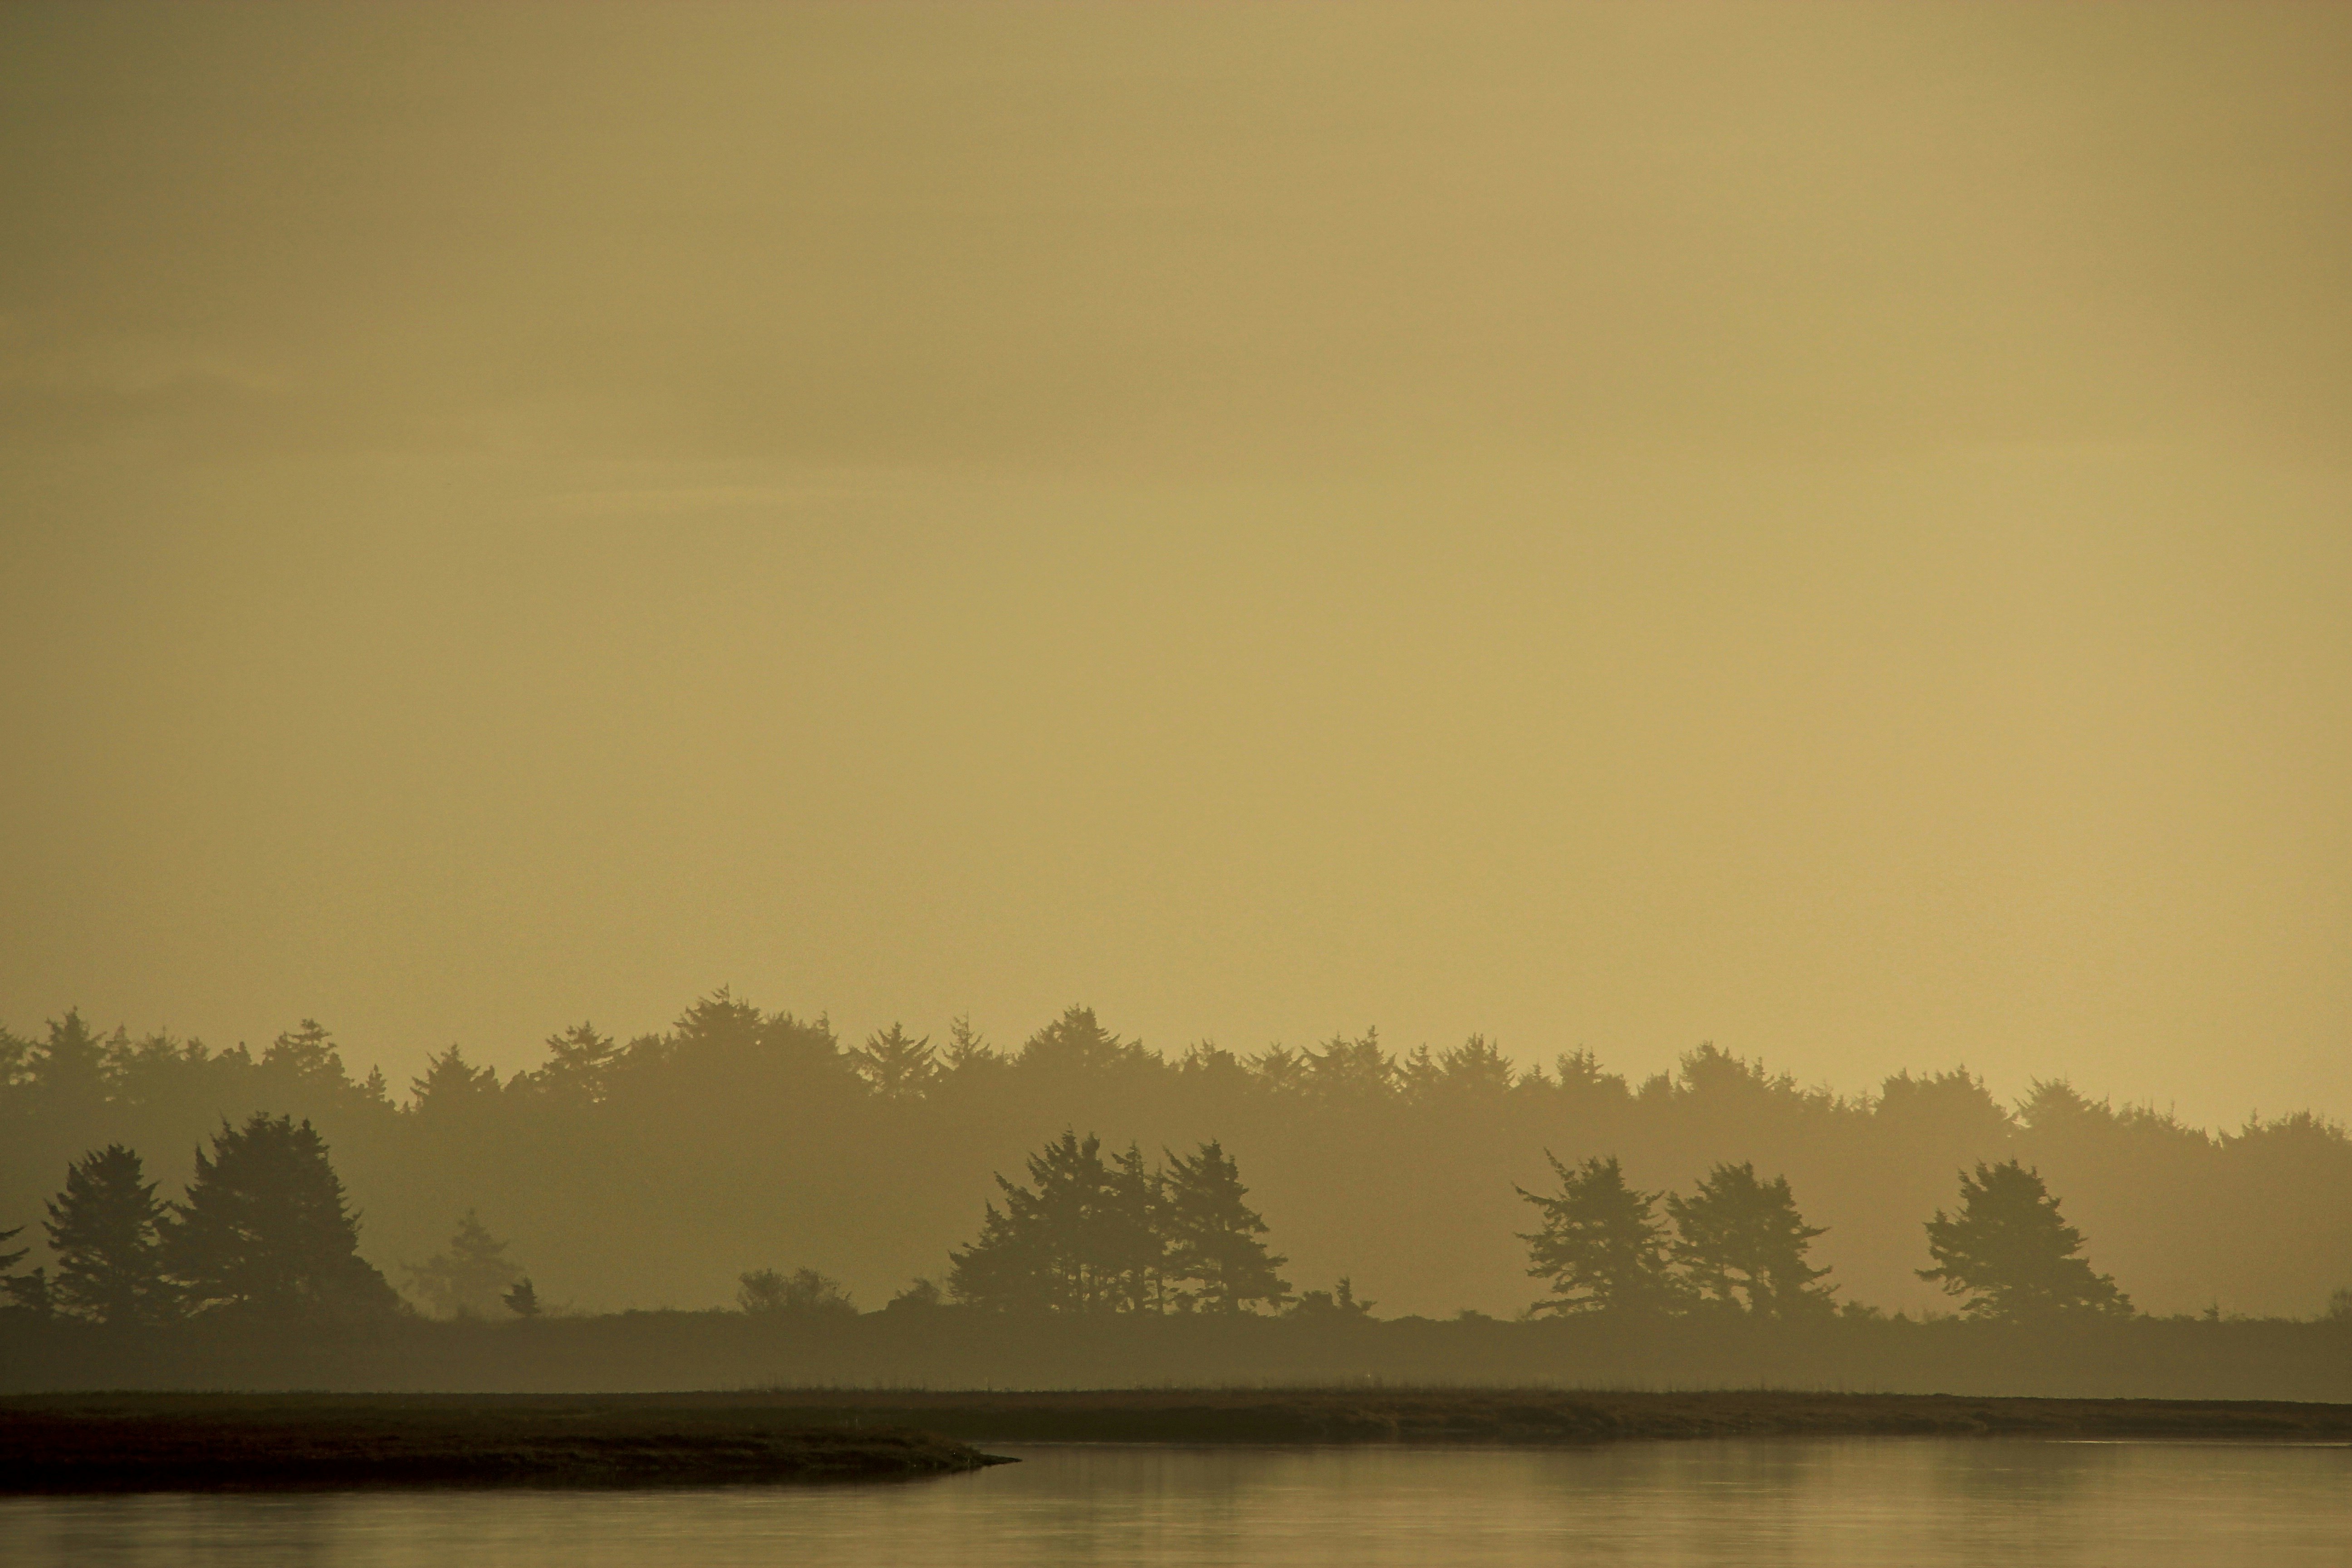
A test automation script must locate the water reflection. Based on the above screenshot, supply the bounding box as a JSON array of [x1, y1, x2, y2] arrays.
[[6, 1439, 2347, 1567]]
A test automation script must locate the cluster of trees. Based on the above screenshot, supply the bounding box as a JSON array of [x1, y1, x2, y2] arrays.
[[1519, 1154, 2128, 1323], [947, 1133, 1294, 1314], [0, 1115, 395, 1325], [3, 994, 2347, 1318]]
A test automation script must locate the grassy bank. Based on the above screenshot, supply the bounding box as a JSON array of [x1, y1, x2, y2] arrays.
[[0, 1393, 1011, 1491]]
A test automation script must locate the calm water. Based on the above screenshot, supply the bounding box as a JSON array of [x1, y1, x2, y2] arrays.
[[7, 1439, 2349, 1567]]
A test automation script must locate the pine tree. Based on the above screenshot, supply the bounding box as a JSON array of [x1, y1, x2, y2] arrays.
[[1160, 1140, 1290, 1313], [949, 1130, 1162, 1313], [402, 1209, 522, 1318], [1517, 1153, 1680, 1315], [408, 1046, 501, 1122], [503, 1277, 541, 1318], [1666, 1161, 1834, 1318], [534, 1021, 617, 1105], [259, 1019, 351, 1099], [855, 1023, 940, 1101], [1919, 1160, 2131, 1319], [939, 1014, 998, 1072], [45, 1144, 172, 1324], [1102, 1142, 1166, 1312], [0, 1222, 38, 1317], [30, 1009, 109, 1113], [163, 1113, 399, 1318]]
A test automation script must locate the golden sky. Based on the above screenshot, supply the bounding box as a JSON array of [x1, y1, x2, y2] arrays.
[[3, 3, 2347, 1126]]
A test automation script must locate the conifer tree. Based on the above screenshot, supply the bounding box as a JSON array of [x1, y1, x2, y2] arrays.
[[0, 1223, 39, 1317], [45, 1144, 172, 1324], [402, 1209, 522, 1318], [534, 1021, 617, 1105], [1919, 1160, 2131, 1319], [30, 1010, 109, 1112], [259, 1019, 352, 1099], [163, 1113, 398, 1318], [856, 1023, 940, 1101], [950, 1130, 1162, 1313], [1518, 1153, 1679, 1315], [1666, 1161, 1834, 1318], [1160, 1140, 1290, 1313]]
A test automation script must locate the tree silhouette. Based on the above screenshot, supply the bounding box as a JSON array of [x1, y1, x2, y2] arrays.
[[1919, 1159, 2131, 1319], [402, 1209, 522, 1318], [1160, 1139, 1289, 1313], [1017, 1007, 1149, 1077], [408, 1046, 501, 1124], [886, 1277, 945, 1312], [503, 1277, 540, 1318], [0, 1223, 39, 1316], [533, 1021, 618, 1105], [45, 1144, 172, 1324], [1288, 1277, 1375, 1318], [1666, 1161, 1834, 1318], [737, 1266, 856, 1316], [1519, 1153, 1679, 1315], [856, 1023, 939, 1101], [29, 1009, 109, 1116], [931, 1011, 997, 1072], [163, 1113, 398, 1318], [259, 1019, 353, 1101], [950, 1130, 1163, 1313]]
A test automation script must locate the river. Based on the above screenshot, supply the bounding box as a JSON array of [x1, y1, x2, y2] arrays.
[[9, 1437, 2348, 1566]]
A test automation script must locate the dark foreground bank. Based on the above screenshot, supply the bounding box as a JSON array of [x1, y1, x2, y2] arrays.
[[6, 1389, 2348, 1493], [0, 1395, 1010, 1492], [723, 1386, 2352, 1445]]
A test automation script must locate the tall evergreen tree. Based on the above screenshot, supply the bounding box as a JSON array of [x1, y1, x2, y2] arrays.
[[950, 1130, 1163, 1313], [1919, 1159, 2131, 1319], [0, 1222, 36, 1316], [533, 1021, 618, 1105], [408, 1046, 501, 1122], [1017, 1007, 1148, 1078], [163, 1113, 398, 1318], [1666, 1161, 1834, 1318], [1102, 1142, 1166, 1312], [259, 1019, 352, 1100], [401, 1209, 522, 1318], [1160, 1140, 1290, 1313], [938, 1014, 998, 1072], [45, 1145, 172, 1324], [1518, 1153, 1680, 1315], [856, 1023, 940, 1101], [30, 1009, 109, 1113]]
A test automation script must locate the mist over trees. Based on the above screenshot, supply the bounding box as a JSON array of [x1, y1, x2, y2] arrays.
[[2, 995, 2348, 1321]]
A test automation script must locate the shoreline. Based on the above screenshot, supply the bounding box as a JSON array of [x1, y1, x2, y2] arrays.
[[7, 1387, 2351, 1491]]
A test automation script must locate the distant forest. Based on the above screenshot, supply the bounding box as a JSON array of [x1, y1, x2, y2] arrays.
[[2, 993, 2347, 1322]]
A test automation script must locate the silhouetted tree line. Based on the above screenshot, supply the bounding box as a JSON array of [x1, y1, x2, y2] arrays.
[[0, 1114, 394, 1324], [3, 995, 2347, 1320], [1518, 1152, 2126, 1323]]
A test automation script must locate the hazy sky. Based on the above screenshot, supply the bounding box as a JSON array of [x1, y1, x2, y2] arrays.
[[4, 3, 2347, 1129]]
